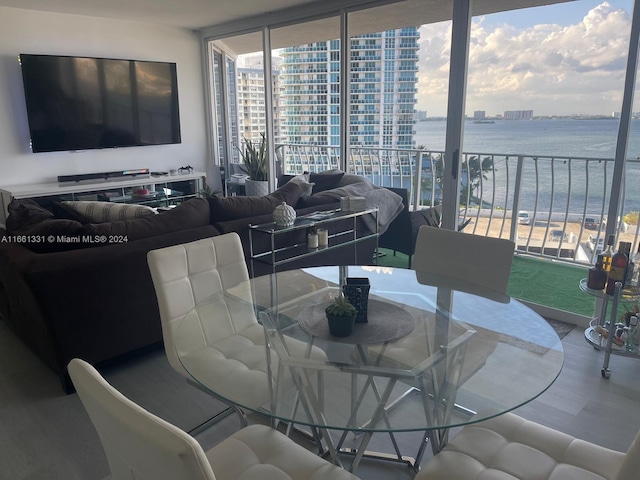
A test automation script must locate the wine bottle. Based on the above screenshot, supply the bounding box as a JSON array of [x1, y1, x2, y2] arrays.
[[587, 254, 608, 290], [601, 234, 615, 272], [606, 241, 629, 295]]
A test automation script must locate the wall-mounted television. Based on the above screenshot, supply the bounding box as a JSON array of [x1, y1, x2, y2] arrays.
[[19, 54, 181, 153]]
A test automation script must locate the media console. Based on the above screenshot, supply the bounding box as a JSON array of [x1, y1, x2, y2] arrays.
[[0, 171, 206, 227]]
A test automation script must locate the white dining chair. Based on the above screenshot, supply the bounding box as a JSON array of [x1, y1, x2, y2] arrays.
[[147, 232, 257, 425], [371, 226, 516, 462], [147, 233, 325, 423], [415, 411, 640, 480], [147, 233, 253, 380], [67, 358, 360, 480], [412, 225, 516, 297]]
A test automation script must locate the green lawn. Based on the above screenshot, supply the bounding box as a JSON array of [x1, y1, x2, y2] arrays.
[[376, 248, 595, 316]]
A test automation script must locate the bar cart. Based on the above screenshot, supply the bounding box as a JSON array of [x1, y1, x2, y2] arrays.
[[582, 280, 639, 378]]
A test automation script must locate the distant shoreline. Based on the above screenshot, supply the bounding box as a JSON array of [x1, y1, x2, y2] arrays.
[[420, 116, 621, 122]]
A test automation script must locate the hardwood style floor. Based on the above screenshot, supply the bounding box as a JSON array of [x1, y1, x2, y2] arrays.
[[1, 317, 639, 480]]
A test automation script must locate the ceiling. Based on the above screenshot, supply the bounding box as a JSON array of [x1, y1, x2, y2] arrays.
[[0, 0, 573, 33], [0, 0, 334, 30]]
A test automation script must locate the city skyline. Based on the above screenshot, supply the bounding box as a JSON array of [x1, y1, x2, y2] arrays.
[[418, 0, 636, 117]]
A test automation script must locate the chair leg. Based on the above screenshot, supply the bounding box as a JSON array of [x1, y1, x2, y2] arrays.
[[235, 405, 248, 428], [188, 406, 236, 436]]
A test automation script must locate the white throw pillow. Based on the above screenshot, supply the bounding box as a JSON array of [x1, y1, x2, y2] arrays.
[[63, 201, 156, 223]]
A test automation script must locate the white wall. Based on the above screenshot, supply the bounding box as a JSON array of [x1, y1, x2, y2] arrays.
[[0, 7, 209, 187]]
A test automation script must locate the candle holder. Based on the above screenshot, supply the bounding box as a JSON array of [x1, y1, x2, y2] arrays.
[[307, 227, 318, 249], [317, 227, 329, 247]]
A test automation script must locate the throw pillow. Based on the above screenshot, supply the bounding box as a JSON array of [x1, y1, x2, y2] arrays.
[[277, 174, 295, 188], [63, 201, 156, 223], [6, 199, 54, 234], [310, 171, 345, 194], [208, 181, 304, 224], [82, 198, 210, 242], [288, 174, 314, 198]]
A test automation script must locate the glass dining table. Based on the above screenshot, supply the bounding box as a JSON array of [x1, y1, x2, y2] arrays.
[[175, 265, 564, 472]]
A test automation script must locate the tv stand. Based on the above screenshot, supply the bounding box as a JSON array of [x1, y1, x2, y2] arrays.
[[0, 171, 206, 227]]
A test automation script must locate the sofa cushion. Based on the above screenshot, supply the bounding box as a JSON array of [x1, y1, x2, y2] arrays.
[[208, 181, 304, 224], [296, 193, 342, 209], [81, 198, 210, 243], [63, 201, 156, 223], [6, 199, 54, 234], [10, 218, 85, 253]]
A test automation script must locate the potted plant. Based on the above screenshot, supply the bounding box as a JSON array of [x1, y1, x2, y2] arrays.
[[238, 133, 269, 196], [325, 294, 357, 337]]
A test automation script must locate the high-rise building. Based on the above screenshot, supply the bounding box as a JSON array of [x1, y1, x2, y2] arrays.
[[278, 27, 420, 149], [236, 56, 283, 145], [503, 110, 533, 120]]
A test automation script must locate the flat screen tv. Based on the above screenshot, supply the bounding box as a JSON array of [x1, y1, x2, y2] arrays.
[[20, 54, 181, 153]]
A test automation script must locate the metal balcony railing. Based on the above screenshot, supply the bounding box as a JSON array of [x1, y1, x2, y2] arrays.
[[276, 143, 640, 266]]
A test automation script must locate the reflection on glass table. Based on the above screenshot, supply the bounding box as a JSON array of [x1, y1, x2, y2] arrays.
[[176, 266, 563, 473]]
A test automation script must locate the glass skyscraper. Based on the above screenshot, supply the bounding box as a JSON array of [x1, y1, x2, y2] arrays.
[[278, 27, 420, 149]]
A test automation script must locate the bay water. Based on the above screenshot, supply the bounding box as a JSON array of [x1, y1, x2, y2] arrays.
[[414, 119, 640, 215]]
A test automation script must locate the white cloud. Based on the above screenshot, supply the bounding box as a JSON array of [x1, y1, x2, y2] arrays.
[[417, 2, 633, 116]]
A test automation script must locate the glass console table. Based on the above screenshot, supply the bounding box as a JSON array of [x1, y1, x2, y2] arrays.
[[248, 208, 379, 276]]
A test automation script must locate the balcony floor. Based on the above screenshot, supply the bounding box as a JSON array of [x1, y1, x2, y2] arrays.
[[377, 248, 595, 319]]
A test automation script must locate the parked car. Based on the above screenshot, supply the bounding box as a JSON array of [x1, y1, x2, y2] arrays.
[[517, 211, 530, 225], [583, 217, 600, 229], [549, 229, 568, 241], [588, 234, 605, 254]]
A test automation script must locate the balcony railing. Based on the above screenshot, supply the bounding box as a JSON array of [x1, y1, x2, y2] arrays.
[[276, 143, 640, 266]]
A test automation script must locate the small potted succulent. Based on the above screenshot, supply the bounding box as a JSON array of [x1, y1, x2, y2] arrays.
[[325, 294, 357, 337]]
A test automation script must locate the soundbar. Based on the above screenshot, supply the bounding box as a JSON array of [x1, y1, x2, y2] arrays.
[[58, 168, 151, 184]]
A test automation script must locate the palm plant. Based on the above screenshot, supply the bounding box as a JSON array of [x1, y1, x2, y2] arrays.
[[238, 133, 268, 181]]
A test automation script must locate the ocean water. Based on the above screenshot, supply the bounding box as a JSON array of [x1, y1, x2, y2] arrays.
[[413, 119, 640, 214], [415, 118, 640, 157]]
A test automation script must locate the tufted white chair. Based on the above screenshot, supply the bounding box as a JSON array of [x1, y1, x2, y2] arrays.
[[68, 358, 360, 480], [415, 412, 640, 480], [147, 232, 272, 416], [147, 233, 325, 414], [147, 233, 251, 379]]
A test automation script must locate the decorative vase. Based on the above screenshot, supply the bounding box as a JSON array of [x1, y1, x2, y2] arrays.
[[273, 202, 296, 227], [326, 310, 356, 337], [244, 179, 269, 197], [342, 278, 370, 323]]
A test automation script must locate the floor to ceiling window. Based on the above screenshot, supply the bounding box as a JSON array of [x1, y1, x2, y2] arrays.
[[201, 0, 640, 256]]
